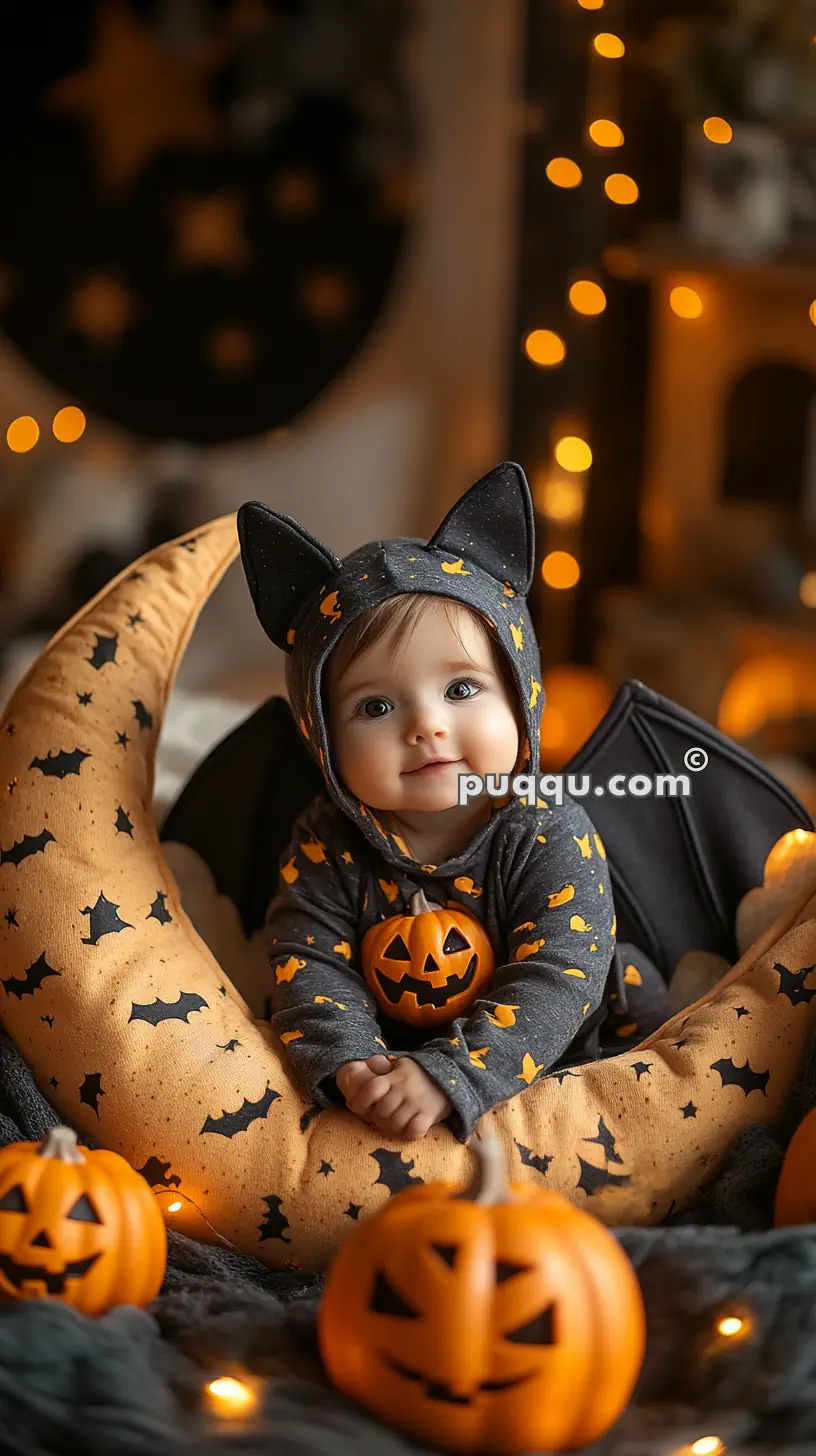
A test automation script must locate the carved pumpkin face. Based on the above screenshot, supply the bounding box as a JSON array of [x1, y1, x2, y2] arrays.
[[0, 1126, 167, 1316], [319, 1136, 645, 1454], [361, 890, 495, 1027]]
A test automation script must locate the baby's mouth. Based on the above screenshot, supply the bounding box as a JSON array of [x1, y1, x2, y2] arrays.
[[405, 758, 463, 777]]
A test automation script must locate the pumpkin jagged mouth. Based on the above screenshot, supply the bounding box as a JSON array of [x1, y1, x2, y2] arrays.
[[376, 954, 478, 1008], [383, 1354, 529, 1402], [0, 1250, 101, 1293]]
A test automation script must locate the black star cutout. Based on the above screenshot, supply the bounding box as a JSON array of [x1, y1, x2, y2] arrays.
[[5, 724, 14, 737], [218, 984, 227, 996], [317, 1160, 334, 1177], [671, 1038, 688, 1050], [114, 806, 134, 837], [734, 1006, 751, 1019], [632, 1061, 652, 1080], [77, 692, 93, 706], [115, 731, 129, 749], [127, 611, 144, 628], [344, 1203, 362, 1220], [4, 908, 18, 928], [681, 1101, 698, 1119]]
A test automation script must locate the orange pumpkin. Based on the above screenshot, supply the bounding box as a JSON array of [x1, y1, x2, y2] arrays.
[[775, 1108, 816, 1226], [318, 1132, 645, 1454], [361, 889, 495, 1027], [0, 1126, 167, 1315]]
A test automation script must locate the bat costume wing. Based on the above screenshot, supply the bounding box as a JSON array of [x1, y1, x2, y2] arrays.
[[565, 679, 814, 980], [161, 680, 813, 978]]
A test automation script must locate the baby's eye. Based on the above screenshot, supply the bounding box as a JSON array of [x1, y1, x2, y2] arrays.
[[360, 697, 392, 719], [446, 678, 481, 701]]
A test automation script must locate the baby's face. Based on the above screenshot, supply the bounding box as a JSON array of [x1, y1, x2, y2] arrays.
[[327, 601, 520, 813]]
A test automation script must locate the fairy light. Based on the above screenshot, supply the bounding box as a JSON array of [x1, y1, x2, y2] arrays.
[[166, 1200, 183, 1213], [588, 119, 624, 147], [703, 116, 733, 144], [541, 551, 581, 589], [576, 0, 604, 9], [669, 286, 703, 319], [593, 32, 625, 57], [524, 329, 566, 366], [6, 416, 39, 453], [554, 436, 592, 472], [808, 299, 816, 326], [691, 1440, 724, 1456], [545, 156, 583, 188], [52, 406, 86, 443], [569, 280, 606, 315], [205, 1376, 259, 1420], [716, 1316, 743, 1337], [604, 173, 639, 204], [799, 572, 816, 607]]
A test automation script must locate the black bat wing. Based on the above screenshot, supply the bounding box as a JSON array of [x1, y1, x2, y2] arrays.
[[565, 680, 814, 981], [29, 748, 90, 779], [1, 953, 61, 998], [772, 961, 816, 1006], [370, 1148, 424, 1194], [129, 990, 209, 1025], [0, 829, 56, 867], [711, 1056, 771, 1096], [200, 1084, 280, 1138], [515, 1141, 552, 1175]]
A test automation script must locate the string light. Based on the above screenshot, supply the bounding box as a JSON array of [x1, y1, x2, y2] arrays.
[[691, 1440, 724, 1456], [6, 416, 40, 453], [541, 551, 581, 589], [166, 1200, 183, 1213], [604, 173, 639, 204], [569, 280, 606, 315], [535, 475, 585, 523], [524, 329, 566, 366], [669, 285, 703, 319], [716, 1315, 745, 1337], [703, 116, 733, 144], [205, 1376, 259, 1420], [52, 406, 86, 443], [588, 119, 624, 147], [554, 436, 592, 472], [546, 156, 583, 188], [808, 299, 816, 326], [593, 32, 625, 57], [576, 0, 605, 8]]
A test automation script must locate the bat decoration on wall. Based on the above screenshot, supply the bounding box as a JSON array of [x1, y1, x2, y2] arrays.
[[1, 953, 61, 999], [773, 961, 816, 1007], [515, 1140, 552, 1176], [0, 828, 55, 867], [29, 748, 90, 779], [132, 700, 153, 730], [370, 1148, 424, 1194], [146, 891, 173, 925], [129, 990, 209, 1026], [80, 892, 133, 945], [711, 1057, 771, 1096], [258, 1193, 291, 1242], [87, 633, 119, 670], [200, 1084, 280, 1138], [576, 1157, 632, 1197], [136, 1156, 181, 1189], [79, 1071, 105, 1115]]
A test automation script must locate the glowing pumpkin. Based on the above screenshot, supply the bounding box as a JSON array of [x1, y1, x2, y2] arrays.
[[361, 888, 495, 1027], [318, 1132, 645, 1453], [0, 1126, 167, 1315]]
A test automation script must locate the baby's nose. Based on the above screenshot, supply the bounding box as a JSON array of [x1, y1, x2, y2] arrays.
[[406, 702, 448, 740]]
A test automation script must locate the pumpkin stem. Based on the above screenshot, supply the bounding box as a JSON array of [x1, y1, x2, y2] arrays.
[[39, 1126, 85, 1165], [458, 1131, 508, 1206], [410, 889, 435, 916]]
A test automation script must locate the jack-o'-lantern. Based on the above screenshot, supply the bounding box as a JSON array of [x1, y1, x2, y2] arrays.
[[361, 889, 495, 1027], [318, 1132, 645, 1454], [0, 1126, 167, 1315]]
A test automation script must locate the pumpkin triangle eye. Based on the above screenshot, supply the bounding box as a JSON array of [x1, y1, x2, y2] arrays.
[[370, 1270, 421, 1317], [432, 1244, 458, 1268], [443, 928, 471, 954], [384, 934, 411, 961], [67, 1193, 102, 1224], [0, 1184, 28, 1213], [505, 1303, 556, 1345], [496, 1260, 530, 1283]]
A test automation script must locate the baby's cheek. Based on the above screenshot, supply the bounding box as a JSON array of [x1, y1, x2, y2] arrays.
[[467, 703, 520, 773]]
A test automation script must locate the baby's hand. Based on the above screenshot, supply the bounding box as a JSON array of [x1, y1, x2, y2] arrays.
[[341, 1055, 451, 1140]]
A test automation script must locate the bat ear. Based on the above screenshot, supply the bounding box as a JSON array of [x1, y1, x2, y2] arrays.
[[428, 461, 535, 595], [237, 502, 342, 652]]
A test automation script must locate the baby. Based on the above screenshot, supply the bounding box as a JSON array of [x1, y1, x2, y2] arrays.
[[238, 462, 670, 1142]]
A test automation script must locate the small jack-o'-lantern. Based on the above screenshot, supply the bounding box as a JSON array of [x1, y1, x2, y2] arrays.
[[0, 1126, 167, 1315], [361, 889, 495, 1027], [318, 1133, 645, 1454]]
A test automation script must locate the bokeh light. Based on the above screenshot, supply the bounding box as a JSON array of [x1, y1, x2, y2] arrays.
[[541, 551, 581, 589], [703, 116, 733, 144], [669, 286, 703, 319], [535, 475, 584, 523], [205, 1376, 258, 1419], [604, 173, 639, 204], [6, 416, 39, 453], [593, 32, 625, 57], [52, 406, 86, 443], [809, 299, 816, 326], [545, 156, 583, 188], [569, 280, 606, 315], [717, 1316, 744, 1337], [800, 571, 816, 607], [524, 329, 566, 366], [691, 1440, 724, 1456], [588, 119, 624, 147], [554, 436, 593, 472], [577, 0, 604, 9]]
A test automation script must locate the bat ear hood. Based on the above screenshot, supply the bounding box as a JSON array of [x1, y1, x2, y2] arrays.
[[429, 461, 535, 595], [237, 502, 342, 652]]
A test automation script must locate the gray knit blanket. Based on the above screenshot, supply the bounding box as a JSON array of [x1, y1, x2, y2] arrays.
[[2, 1024, 816, 1455]]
